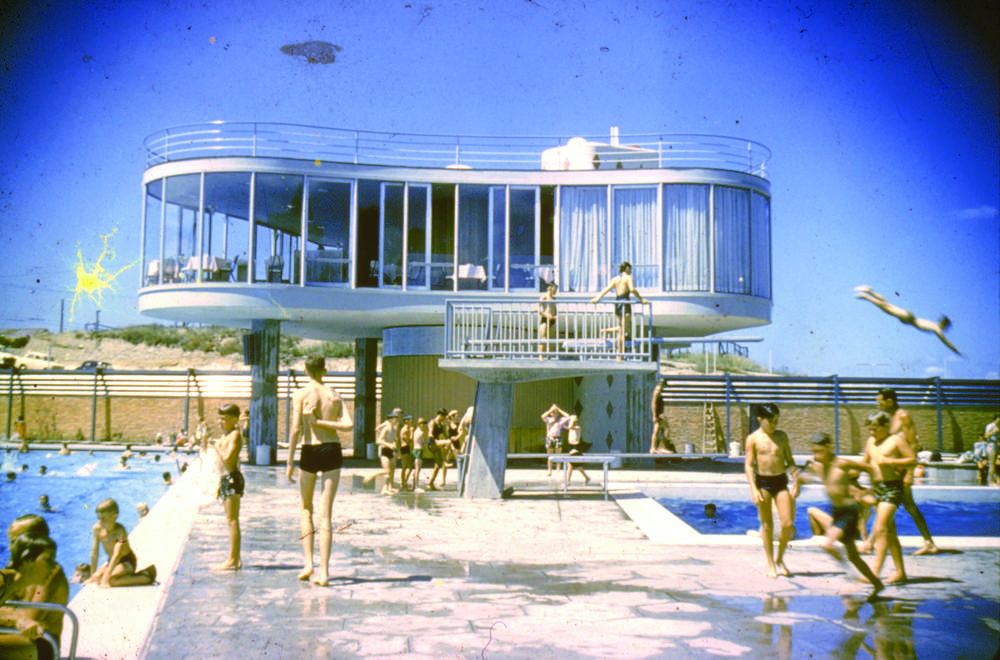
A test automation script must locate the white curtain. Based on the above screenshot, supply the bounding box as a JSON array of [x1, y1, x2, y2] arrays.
[[559, 187, 607, 292], [612, 187, 658, 289], [663, 184, 710, 291], [751, 191, 771, 299], [714, 186, 751, 294]]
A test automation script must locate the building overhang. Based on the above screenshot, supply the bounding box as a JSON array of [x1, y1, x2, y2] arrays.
[[137, 284, 770, 340]]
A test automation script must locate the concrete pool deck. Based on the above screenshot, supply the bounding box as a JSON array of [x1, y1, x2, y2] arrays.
[[70, 461, 999, 659]]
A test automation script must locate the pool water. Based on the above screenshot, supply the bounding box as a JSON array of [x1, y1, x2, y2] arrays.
[[1, 447, 184, 598], [657, 496, 1000, 538]]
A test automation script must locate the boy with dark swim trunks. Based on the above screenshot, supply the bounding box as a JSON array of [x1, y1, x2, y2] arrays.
[[802, 433, 884, 600], [287, 355, 353, 586], [87, 499, 156, 588], [212, 403, 244, 571], [590, 261, 645, 358], [862, 411, 915, 585], [744, 403, 799, 578]]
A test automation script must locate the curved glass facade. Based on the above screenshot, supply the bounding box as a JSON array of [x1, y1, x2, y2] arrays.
[[141, 166, 770, 301]]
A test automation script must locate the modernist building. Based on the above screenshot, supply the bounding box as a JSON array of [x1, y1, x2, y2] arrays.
[[137, 123, 772, 496]]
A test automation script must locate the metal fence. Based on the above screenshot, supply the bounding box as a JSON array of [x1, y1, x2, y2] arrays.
[[444, 298, 655, 363], [143, 122, 772, 177], [658, 374, 1000, 451], [2, 368, 376, 441]]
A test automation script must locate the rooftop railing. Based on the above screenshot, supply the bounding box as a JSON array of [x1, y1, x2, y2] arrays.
[[143, 122, 771, 178], [444, 298, 654, 363]]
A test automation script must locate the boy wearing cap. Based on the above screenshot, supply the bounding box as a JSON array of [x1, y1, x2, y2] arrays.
[[802, 433, 883, 600], [213, 404, 244, 570]]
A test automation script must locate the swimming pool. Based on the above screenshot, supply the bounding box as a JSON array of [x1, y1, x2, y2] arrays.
[[1, 447, 185, 598], [650, 485, 1000, 538]]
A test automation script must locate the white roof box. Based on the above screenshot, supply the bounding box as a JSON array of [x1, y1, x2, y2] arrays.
[[541, 136, 656, 171]]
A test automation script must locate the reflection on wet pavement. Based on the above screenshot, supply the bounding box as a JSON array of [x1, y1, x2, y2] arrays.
[[143, 466, 1000, 658]]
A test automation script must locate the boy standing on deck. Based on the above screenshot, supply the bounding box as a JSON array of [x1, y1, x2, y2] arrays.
[[802, 433, 884, 600], [744, 402, 799, 578], [213, 403, 245, 571], [87, 499, 156, 588], [862, 410, 915, 585]]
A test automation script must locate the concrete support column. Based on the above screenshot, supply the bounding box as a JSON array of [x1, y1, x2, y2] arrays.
[[626, 372, 656, 455], [463, 381, 514, 499], [354, 338, 378, 459], [249, 319, 279, 466]]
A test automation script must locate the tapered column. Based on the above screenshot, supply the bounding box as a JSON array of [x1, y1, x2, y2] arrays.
[[354, 338, 378, 458], [249, 319, 279, 465], [463, 381, 514, 499]]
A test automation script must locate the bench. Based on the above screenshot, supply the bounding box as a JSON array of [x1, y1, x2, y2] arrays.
[[546, 453, 619, 500]]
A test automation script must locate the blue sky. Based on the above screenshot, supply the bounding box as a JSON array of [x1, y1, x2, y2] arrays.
[[1, 0, 996, 379]]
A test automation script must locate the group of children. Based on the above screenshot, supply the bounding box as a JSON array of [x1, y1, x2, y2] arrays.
[[744, 392, 939, 600], [366, 405, 474, 494]]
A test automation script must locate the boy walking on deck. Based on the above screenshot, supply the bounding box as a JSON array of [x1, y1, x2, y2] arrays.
[[803, 433, 884, 600]]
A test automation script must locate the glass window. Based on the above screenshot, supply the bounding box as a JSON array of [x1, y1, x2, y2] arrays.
[[356, 180, 380, 288], [558, 186, 607, 292], [202, 172, 250, 283], [540, 186, 555, 276], [253, 173, 303, 283], [431, 184, 454, 290], [714, 186, 751, 294], [406, 185, 430, 288], [663, 184, 710, 292], [143, 180, 163, 286], [381, 183, 404, 287], [508, 187, 538, 291], [751, 191, 771, 299], [456, 185, 488, 290], [162, 174, 201, 284], [612, 186, 658, 289], [489, 186, 506, 290], [305, 178, 351, 286]]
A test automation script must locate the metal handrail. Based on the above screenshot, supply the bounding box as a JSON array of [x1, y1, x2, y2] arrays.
[[143, 122, 772, 177], [444, 297, 654, 362], [3, 600, 79, 659]]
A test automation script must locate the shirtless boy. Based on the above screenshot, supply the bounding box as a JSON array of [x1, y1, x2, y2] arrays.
[[862, 410, 915, 584], [366, 410, 401, 495], [650, 379, 676, 454], [410, 418, 429, 492], [287, 355, 353, 586], [426, 408, 451, 490], [744, 402, 799, 578], [802, 433, 884, 600], [87, 499, 156, 588], [542, 404, 569, 477], [538, 282, 558, 356], [591, 261, 645, 358], [212, 403, 244, 571], [870, 388, 938, 555]]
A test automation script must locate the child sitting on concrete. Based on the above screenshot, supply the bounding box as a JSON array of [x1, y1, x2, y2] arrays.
[[86, 498, 156, 588]]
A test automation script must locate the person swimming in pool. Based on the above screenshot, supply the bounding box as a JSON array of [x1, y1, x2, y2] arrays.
[[744, 402, 799, 578]]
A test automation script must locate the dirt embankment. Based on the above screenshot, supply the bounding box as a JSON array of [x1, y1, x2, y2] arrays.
[[0, 330, 354, 372]]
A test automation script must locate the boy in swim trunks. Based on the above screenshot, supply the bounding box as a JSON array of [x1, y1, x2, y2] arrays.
[[590, 261, 645, 359], [212, 403, 244, 570], [862, 410, 915, 585], [744, 402, 799, 578], [542, 403, 570, 477], [410, 418, 428, 492], [287, 355, 353, 586], [87, 499, 156, 588], [802, 433, 884, 600]]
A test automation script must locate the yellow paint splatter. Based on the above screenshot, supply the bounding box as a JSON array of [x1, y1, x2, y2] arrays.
[[70, 228, 138, 321]]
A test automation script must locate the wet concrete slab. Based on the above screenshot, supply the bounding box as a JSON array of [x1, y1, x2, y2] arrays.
[[133, 465, 999, 659]]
